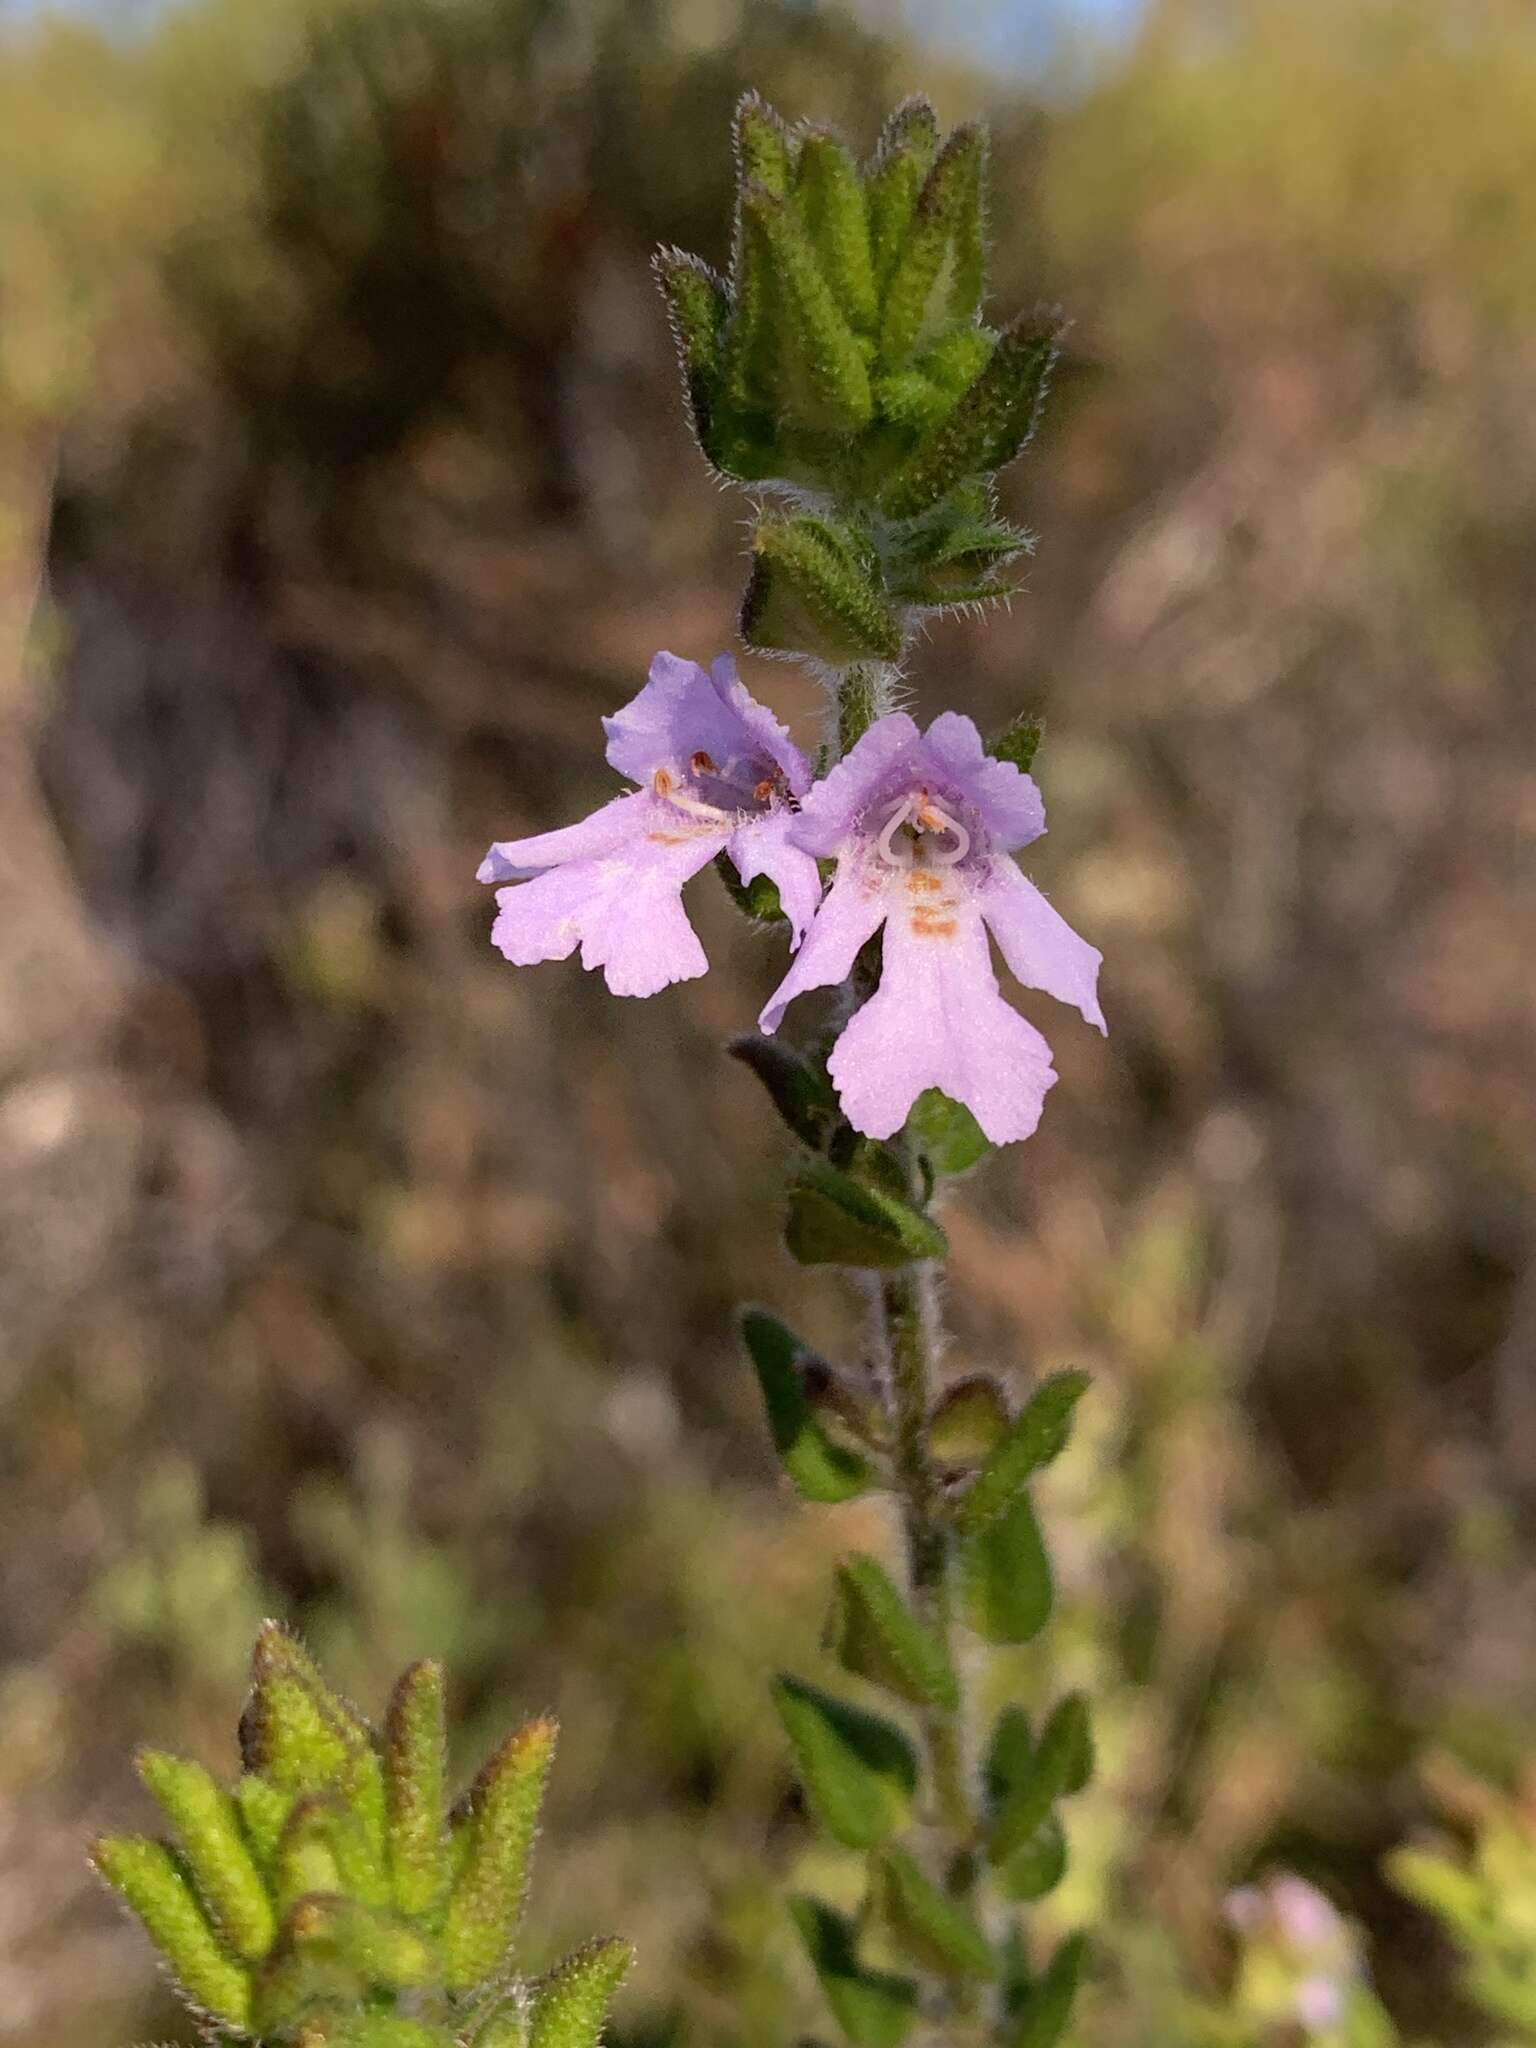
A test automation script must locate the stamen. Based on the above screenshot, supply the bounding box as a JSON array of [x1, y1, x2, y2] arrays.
[[914, 791, 971, 867], [754, 779, 775, 804], [875, 795, 915, 869], [652, 765, 730, 825], [691, 751, 718, 775]]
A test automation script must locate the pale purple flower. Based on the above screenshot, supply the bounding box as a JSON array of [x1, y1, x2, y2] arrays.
[[479, 651, 820, 997], [759, 711, 1104, 1144]]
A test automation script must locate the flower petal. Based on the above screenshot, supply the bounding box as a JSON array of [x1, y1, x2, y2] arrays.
[[490, 818, 723, 997], [788, 714, 923, 856], [758, 865, 888, 1034], [828, 898, 1057, 1144], [604, 649, 778, 787], [478, 790, 656, 883], [728, 810, 824, 946], [920, 710, 1045, 851], [710, 654, 811, 796], [978, 857, 1106, 1032]]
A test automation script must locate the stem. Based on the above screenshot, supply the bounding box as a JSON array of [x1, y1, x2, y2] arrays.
[[878, 1264, 980, 1893], [836, 660, 900, 755]]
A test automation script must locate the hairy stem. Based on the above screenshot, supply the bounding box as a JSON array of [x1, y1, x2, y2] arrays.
[[878, 1265, 980, 1894], [836, 659, 900, 754]]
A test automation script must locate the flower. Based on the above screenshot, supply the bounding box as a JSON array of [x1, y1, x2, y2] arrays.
[[759, 711, 1104, 1144], [479, 651, 821, 997]]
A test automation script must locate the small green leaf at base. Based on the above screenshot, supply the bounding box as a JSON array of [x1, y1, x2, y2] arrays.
[[728, 1036, 839, 1149], [136, 1748, 276, 1961], [742, 1310, 877, 1504], [244, 1620, 370, 1795], [384, 1660, 450, 1923], [959, 1490, 1054, 1645], [989, 1694, 1091, 1867], [772, 1676, 917, 1849], [442, 1717, 556, 1992], [872, 1847, 996, 1979], [957, 1373, 1090, 1535], [825, 1555, 958, 1709], [742, 516, 904, 666], [928, 1376, 1011, 1467], [904, 1089, 991, 1176], [997, 1814, 1068, 1902], [881, 316, 1059, 521], [786, 1159, 947, 1270], [528, 1938, 633, 2048], [92, 1835, 253, 2031], [790, 1895, 919, 2048], [990, 713, 1044, 776], [1009, 1932, 1087, 2048]]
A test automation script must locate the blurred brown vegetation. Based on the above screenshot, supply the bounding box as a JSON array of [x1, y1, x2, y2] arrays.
[[0, 0, 1533, 2043]]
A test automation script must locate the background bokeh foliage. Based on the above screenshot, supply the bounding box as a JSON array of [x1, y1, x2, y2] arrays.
[[0, 0, 1533, 2042]]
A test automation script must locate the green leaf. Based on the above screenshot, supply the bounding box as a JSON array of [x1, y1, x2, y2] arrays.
[[443, 1716, 556, 1992], [735, 91, 793, 198], [742, 186, 872, 436], [136, 1749, 276, 1963], [716, 850, 787, 926], [957, 1372, 1090, 1535], [959, 1490, 1053, 1645], [790, 1895, 919, 2048], [92, 1835, 253, 2030], [319, 2018, 447, 2048], [904, 1088, 991, 1176], [742, 1309, 877, 1504], [772, 1676, 917, 1849], [273, 1791, 389, 1916], [997, 1813, 1068, 1902], [796, 131, 877, 334], [985, 1705, 1035, 1810], [724, 96, 794, 413], [873, 370, 949, 433], [528, 1938, 633, 2048], [928, 1375, 1011, 1467], [385, 1659, 450, 1924], [918, 326, 998, 397], [742, 515, 904, 666], [1009, 1932, 1087, 2048], [990, 713, 1044, 775], [877, 126, 985, 371], [234, 1772, 291, 1873], [286, 1894, 435, 1991], [244, 1620, 370, 1794], [653, 248, 727, 455], [865, 98, 939, 299], [319, 2019, 448, 2048], [728, 1035, 839, 1149], [890, 517, 1032, 608], [989, 1694, 1092, 1867], [825, 1555, 958, 1709], [785, 1158, 948, 1270], [1041, 1692, 1094, 1797], [871, 1847, 996, 1979], [881, 315, 1059, 520]]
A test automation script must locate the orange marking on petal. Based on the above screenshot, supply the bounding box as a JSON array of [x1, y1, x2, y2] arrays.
[[906, 871, 944, 893], [909, 916, 957, 938]]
